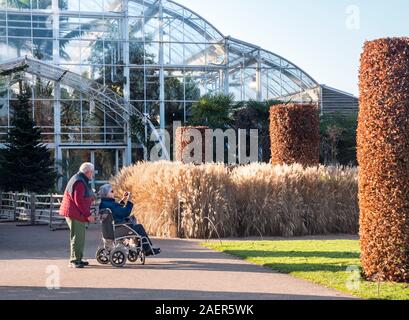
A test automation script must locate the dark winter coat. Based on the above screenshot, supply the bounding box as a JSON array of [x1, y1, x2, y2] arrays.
[[99, 198, 134, 224]]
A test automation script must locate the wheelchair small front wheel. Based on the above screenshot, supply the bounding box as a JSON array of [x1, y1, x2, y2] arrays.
[[96, 248, 110, 265], [139, 251, 146, 265], [128, 250, 139, 263], [110, 249, 126, 268]]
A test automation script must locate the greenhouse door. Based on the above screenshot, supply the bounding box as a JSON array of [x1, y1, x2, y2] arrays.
[[60, 148, 125, 190], [92, 149, 125, 188]]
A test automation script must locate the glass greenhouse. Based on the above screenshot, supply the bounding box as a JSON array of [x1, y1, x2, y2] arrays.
[[0, 0, 358, 186]]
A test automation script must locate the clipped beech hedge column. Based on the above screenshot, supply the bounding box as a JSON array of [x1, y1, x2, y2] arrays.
[[269, 103, 319, 166], [175, 126, 209, 164], [358, 38, 409, 282]]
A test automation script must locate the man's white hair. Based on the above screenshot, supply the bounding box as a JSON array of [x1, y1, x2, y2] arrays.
[[79, 162, 95, 174]]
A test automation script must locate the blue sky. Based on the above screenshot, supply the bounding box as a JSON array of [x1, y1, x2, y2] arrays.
[[176, 0, 409, 96]]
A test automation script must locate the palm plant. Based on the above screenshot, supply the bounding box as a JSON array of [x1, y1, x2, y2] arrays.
[[189, 93, 234, 130], [1, 0, 97, 94], [4, 1, 63, 60], [232, 99, 282, 162]]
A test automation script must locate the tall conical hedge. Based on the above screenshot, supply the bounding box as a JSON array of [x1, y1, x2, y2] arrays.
[[358, 38, 409, 282], [269, 104, 319, 166]]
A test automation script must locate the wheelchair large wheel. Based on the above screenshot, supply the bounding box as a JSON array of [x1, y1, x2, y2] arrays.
[[96, 248, 110, 265], [128, 250, 139, 263], [110, 249, 126, 268]]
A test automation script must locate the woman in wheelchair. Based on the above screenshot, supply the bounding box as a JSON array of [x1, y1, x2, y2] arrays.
[[98, 184, 161, 256]]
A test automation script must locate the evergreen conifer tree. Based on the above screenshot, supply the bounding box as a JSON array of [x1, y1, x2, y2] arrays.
[[0, 90, 56, 193]]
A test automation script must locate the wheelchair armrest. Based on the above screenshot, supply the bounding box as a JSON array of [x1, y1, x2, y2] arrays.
[[122, 217, 137, 225], [99, 208, 112, 215], [115, 222, 134, 227]]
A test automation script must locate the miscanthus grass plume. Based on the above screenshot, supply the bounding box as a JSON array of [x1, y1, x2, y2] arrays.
[[111, 162, 358, 238]]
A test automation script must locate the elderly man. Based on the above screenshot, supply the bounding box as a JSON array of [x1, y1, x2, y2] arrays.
[[60, 163, 96, 268]]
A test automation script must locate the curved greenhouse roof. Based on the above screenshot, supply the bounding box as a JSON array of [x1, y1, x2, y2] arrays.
[[0, 0, 321, 102], [128, 0, 320, 99], [0, 0, 358, 168]]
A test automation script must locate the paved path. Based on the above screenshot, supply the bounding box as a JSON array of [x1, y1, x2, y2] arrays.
[[0, 223, 356, 300]]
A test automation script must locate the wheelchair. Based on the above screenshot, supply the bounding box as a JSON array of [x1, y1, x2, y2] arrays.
[[95, 208, 154, 268]]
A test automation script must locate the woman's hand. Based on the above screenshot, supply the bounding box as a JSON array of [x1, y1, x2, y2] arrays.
[[124, 192, 131, 201], [120, 192, 131, 205]]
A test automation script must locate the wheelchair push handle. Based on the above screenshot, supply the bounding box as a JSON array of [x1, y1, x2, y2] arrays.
[[98, 208, 113, 222]]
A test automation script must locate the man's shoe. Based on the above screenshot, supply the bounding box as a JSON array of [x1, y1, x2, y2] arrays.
[[152, 248, 161, 255], [80, 261, 89, 266], [69, 262, 84, 269]]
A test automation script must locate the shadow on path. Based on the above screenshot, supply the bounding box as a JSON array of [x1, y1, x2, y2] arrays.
[[221, 250, 360, 260], [0, 286, 355, 300]]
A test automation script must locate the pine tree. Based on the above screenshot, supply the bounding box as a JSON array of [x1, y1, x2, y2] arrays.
[[0, 90, 56, 193]]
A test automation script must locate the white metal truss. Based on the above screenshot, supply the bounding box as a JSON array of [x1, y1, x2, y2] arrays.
[[0, 56, 132, 121], [0, 56, 170, 159]]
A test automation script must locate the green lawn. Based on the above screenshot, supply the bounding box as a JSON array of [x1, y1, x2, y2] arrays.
[[202, 240, 409, 300]]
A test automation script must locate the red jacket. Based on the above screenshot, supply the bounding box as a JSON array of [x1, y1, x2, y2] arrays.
[[60, 179, 93, 223]]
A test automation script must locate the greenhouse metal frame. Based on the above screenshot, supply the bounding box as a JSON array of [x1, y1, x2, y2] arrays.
[[0, 0, 356, 186]]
